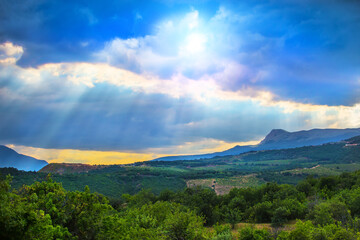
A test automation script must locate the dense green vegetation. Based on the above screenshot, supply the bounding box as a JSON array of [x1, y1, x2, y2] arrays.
[[1, 141, 360, 198], [0, 166, 188, 198], [2, 139, 360, 238], [2, 170, 360, 239]]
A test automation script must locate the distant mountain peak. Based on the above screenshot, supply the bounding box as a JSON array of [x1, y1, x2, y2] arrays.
[[267, 129, 289, 137], [152, 127, 360, 161], [260, 129, 290, 145], [260, 128, 360, 148], [0, 145, 48, 171], [0, 145, 18, 155]]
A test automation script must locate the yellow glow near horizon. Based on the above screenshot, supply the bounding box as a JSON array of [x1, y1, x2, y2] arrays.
[[7, 146, 161, 165], [7, 139, 262, 165]]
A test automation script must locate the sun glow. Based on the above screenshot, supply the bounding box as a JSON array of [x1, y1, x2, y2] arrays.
[[181, 33, 207, 55]]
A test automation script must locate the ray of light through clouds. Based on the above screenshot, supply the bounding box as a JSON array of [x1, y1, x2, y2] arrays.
[[0, 0, 360, 164]]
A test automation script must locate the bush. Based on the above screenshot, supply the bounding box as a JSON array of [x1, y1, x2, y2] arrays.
[[238, 226, 271, 240], [271, 207, 290, 227]]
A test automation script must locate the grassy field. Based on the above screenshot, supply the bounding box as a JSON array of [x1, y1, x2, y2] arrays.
[[187, 174, 265, 195]]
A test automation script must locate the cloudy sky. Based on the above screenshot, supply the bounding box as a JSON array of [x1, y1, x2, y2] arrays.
[[1, 0, 360, 164]]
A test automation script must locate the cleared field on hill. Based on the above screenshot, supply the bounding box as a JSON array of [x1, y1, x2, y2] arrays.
[[187, 174, 265, 195], [282, 163, 360, 176]]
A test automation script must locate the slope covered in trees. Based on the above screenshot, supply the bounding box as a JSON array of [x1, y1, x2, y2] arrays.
[[2, 139, 360, 199], [2, 170, 360, 239]]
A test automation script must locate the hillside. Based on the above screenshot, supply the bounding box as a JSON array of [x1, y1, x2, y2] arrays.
[[39, 163, 109, 174], [2, 136, 360, 198], [347, 135, 360, 144], [4, 167, 360, 239], [3, 148, 360, 238], [152, 128, 360, 161], [0, 145, 48, 171]]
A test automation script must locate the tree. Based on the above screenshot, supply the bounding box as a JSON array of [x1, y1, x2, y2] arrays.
[[271, 207, 290, 228], [238, 226, 271, 240], [288, 220, 313, 240], [0, 175, 72, 240], [249, 201, 273, 223]]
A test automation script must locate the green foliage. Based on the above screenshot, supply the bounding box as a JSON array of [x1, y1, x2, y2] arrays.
[[248, 201, 273, 223], [306, 200, 352, 227], [175, 187, 221, 226], [163, 208, 205, 240], [275, 231, 290, 240], [288, 220, 313, 240], [211, 223, 233, 240], [285, 220, 359, 240], [238, 226, 271, 240], [0, 176, 209, 239], [271, 207, 290, 227], [211, 231, 233, 240], [0, 175, 72, 240], [213, 223, 232, 236], [4, 166, 360, 239], [98, 201, 207, 239], [224, 207, 242, 229], [122, 189, 157, 207]]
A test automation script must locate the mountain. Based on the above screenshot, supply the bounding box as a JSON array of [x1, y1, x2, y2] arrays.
[[152, 145, 256, 161], [0, 145, 48, 171], [152, 128, 360, 161], [259, 128, 360, 148]]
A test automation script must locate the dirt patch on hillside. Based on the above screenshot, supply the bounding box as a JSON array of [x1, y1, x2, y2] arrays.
[[187, 174, 265, 195]]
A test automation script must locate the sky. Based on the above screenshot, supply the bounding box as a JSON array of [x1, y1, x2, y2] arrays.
[[1, 0, 360, 164]]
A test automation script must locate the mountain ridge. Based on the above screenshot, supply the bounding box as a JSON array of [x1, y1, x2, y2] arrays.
[[152, 128, 360, 161], [0, 145, 48, 171]]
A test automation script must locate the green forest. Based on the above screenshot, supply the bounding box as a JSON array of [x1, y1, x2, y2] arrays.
[[2, 139, 360, 239], [2, 141, 360, 200], [2, 169, 360, 239]]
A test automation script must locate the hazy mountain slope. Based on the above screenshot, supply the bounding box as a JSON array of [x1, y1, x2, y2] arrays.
[[0, 145, 48, 171], [152, 128, 360, 161], [153, 145, 255, 161], [259, 128, 360, 148]]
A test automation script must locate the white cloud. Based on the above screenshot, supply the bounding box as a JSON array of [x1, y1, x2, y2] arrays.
[[0, 41, 359, 110], [0, 42, 24, 64], [95, 9, 226, 79], [94, 7, 281, 96], [1, 15, 360, 152], [1, 41, 360, 132], [182, 9, 199, 30]]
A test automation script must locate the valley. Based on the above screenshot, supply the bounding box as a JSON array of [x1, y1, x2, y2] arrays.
[[2, 136, 360, 199]]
